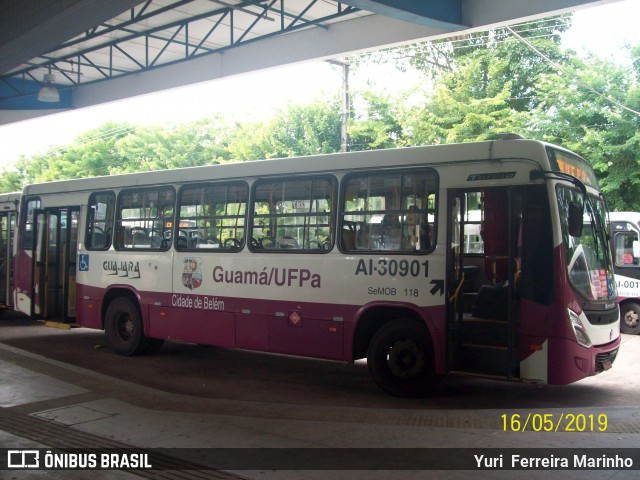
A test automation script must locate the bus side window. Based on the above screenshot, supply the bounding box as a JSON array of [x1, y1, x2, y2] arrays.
[[86, 191, 115, 250], [340, 169, 437, 253], [250, 176, 336, 252], [178, 182, 248, 251], [21, 198, 41, 250], [115, 187, 175, 251], [615, 232, 639, 266]]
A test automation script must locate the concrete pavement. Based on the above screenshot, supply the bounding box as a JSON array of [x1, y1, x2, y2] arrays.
[[1, 313, 639, 479]]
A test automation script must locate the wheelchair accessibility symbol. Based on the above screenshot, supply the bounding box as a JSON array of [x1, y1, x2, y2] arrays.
[[79, 254, 90, 272]]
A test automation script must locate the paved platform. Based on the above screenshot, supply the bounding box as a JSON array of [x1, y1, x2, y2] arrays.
[[1, 312, 639, 479]]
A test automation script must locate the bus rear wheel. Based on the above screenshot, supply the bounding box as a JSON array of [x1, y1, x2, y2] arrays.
[[105, 298, 152, 356], [621, 302, 640, 335], [367, 319, 437, 397]]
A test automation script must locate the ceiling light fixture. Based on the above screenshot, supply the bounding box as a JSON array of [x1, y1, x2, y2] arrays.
[[37, 68, 60, 103]]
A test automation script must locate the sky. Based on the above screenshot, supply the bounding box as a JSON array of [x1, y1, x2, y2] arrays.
[[0, 0, 639, 169]]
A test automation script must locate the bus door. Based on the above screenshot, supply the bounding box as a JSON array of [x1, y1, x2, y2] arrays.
[[446, 191, 464, 369], [0, 210, 15, 311], [31, 207, 79, 324], [446, 188, 518, 379]]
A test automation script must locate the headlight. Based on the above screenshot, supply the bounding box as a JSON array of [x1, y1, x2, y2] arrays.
[[568, 308, 592, 348]]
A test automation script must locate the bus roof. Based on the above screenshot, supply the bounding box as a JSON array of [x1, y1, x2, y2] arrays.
[[19, 139, 568, 197], [609, 212, 640, 231], [0, 192, 20, 211]]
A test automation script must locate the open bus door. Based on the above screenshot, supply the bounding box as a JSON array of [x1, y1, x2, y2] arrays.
[[30, 207, 79, 325], [446, 191, 465, 369], [446, 187, 518, 379], [0, 209, 16, 313]]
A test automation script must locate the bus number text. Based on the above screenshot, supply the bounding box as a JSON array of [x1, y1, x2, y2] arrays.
[[355, 259, 429, 278], [617, 279, 640, 290]]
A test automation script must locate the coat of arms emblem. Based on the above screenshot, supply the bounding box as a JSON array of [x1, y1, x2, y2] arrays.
[[182, 257, 203, 290]]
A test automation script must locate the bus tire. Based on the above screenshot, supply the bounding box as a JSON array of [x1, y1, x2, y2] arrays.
[[105, 298, 146, 356], [367, 318, 437, 397], [621, 302, 640, 335]]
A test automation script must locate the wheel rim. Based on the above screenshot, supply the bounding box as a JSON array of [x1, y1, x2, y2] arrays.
[[624, 309, 639, 328], [386, 338, 426, 379], [116, 313, 135, 341]]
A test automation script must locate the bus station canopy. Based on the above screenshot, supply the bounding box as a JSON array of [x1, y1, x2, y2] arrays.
[[0, 0, 622, 125]]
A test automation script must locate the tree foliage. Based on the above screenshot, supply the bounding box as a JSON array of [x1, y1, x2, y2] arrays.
[[524, 48, 640, 210], [228, 99, 342, 160], [113, 116, 233, 173], [348, 90, 404, 150]]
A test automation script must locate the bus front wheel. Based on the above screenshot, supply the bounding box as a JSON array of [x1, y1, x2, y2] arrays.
[[105, 298, 147, 356], [621, 302, 640, 335], [367, 319, 437, 397]]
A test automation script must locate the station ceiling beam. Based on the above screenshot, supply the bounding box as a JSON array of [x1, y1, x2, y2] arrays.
[[0, 0, 623, 125], [0, 0, 146, 76], [338, 1, 464, 29]]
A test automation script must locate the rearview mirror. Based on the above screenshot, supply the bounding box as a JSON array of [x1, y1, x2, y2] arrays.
[[568, 201, 583, 237]]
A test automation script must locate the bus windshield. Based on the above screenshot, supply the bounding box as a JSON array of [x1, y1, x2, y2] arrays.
[[558, 187, 616, 302]]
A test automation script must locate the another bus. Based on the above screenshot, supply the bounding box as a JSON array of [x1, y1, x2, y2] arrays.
[[608, 212, 640, 334], [0, 192, 19, 316], [13, 138, 620, 396]]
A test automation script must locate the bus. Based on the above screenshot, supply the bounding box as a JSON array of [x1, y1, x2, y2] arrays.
[[608, 212, 640, 334], [13, 138, 620, 397], [0, 192, 19, 316]]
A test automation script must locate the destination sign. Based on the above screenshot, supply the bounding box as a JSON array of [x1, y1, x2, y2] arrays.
[[548, 148, 599, 187]]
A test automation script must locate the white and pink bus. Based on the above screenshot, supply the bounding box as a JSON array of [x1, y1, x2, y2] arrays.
[[13, 138, 620, 396], [608, 212, 640, 335]]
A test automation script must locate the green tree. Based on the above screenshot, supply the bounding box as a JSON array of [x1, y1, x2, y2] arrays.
[[0, 117, 236, 190], [113, 116, 233, 173], [525, 48, 640, 210], [348, 90, 404, 150], [357, 17, 570, 146], [442, 18, 570, 112], [0, 156, 32, 192], [356, 16, 571, 112], [228, 97, 342, 160], [401, 75, 526, 145], [369, 15, 640, 210], [0, 121, 133, 190], [58, 122, 132, 178]]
